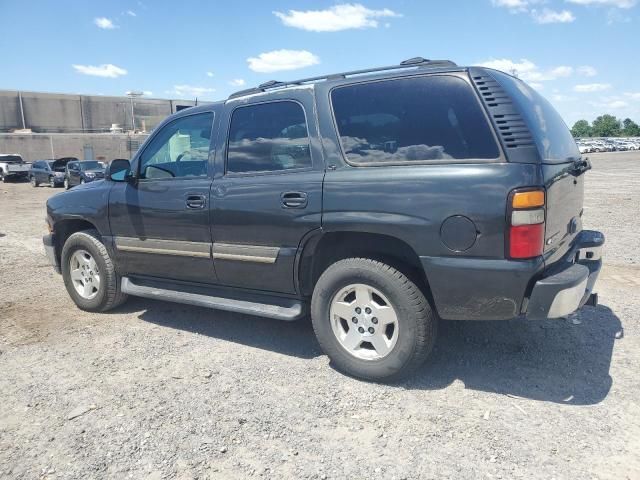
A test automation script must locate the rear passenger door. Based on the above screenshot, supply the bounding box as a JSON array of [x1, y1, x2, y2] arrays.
[[210, 93, 324, 294]]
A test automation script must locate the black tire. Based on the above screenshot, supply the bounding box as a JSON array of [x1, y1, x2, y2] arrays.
[[49, 176, 56, 188], [61, 229, 128, 312], [64, 177, 70, 190], [30, 175, 39, 187], [1, 173, 6, 183], [311, 258, 437, 382]]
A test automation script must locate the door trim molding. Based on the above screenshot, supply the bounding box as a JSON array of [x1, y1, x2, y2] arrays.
[[212, 243, 279, 264], [114, 237, 211, 258]]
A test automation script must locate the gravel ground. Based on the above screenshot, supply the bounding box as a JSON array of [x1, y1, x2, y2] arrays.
[[1, 152, 639, 480]]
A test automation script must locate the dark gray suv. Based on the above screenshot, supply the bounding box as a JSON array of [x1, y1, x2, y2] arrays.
[[43, 58, 603, 381]]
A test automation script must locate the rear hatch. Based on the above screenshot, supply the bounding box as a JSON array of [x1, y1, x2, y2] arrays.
[[486, 69, 586, 262]]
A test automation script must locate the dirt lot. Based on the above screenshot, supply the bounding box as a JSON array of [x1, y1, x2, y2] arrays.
[[1, 152, 639, 480]]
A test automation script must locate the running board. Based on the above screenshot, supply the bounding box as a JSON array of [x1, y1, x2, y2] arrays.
[[121, 277, 304, 321]]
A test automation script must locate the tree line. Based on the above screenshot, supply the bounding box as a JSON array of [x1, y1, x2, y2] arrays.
[[571, 115, 640, 138]]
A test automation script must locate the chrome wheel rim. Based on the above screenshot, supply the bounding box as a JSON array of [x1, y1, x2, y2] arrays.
[[329, 283, 399, 360], [64, 178, 68, 188], [69, 249, 101, 300]]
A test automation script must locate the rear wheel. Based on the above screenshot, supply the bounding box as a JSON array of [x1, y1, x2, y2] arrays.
[[311, 258, 437, 382], [49, 176, 56, 188], [64, 177, 70, 190], [61, 230, 128, 312], [30, 176, 39, 187]]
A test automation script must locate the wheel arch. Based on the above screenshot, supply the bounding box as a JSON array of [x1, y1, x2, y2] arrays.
[[296, 230, 436, 313], [54, 218, 100, 264]]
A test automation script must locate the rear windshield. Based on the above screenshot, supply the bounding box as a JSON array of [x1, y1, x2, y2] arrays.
[[47, 161, 67, 172], [1, 155, 24, 164], [331, 75, 500, 165], [489, 70, 580, 163]]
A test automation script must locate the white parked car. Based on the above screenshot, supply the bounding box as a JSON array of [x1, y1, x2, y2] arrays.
[[0, 154, 30, 182]]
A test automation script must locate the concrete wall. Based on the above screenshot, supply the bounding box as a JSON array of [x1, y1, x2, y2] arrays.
[[0, 90, 200, 133], [0, 133, 149, 162]]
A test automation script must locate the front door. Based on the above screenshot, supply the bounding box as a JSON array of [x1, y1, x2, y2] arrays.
[[108, 110, 218, 284], [211, 95, 324, 294]]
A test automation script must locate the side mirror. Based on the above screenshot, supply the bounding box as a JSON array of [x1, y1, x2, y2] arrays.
[[106, 159, 132, 182]]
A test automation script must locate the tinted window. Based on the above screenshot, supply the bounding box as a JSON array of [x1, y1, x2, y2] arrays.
[[227, 101, 311, 174], [490, 70, 580, 163], [331, 76, 499, 164], [139, 112, 213, 179]]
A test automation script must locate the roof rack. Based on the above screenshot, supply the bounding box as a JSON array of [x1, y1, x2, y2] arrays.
[[228, 57, 457, 99]]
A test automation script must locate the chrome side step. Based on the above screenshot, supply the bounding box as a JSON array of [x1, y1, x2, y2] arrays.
[[121, 277, 304, 321]]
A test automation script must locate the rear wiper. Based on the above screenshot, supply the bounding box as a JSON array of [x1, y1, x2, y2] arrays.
[[569, 158, 591, 176]]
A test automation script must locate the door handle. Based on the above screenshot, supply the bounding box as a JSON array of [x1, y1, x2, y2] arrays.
[[281, 191, 308, 208], [186, 194, 206, 209]]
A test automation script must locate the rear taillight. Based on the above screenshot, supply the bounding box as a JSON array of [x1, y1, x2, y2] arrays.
[[507, 188, 545, 259]]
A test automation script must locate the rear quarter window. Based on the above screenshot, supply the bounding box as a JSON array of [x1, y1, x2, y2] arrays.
[[330, 75, 500, 165], [489, 70, 580, 163]]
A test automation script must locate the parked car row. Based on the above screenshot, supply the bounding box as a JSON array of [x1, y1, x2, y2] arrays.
[[28, 158, 106, 189], [576, 137, 640, 153]]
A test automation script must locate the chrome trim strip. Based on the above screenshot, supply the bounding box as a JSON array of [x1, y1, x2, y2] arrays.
[[212, 243, 279, 264], [114, 237, 211, 258]]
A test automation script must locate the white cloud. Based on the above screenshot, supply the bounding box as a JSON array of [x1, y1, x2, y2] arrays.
[[206, 71, 214, 78], [94, 17, 117, 29], [566, 0, 636, 8], [590, 98, 628, 109], [532, 8, 576, 23], [167, 85, 216, 98], [491, 0, 530, 11], [478, 58, 573, 82], [229, 79, 246, 87], [126, 10, 137, 17], [624, 92, 640, 100], [273, 4, 401, 32], [72, 63, 127, 78], [552, 93, 576, 101], [577, 65, 598, 77], [143, 90, 153, 96], [574, 83, 612, 92], [247, 49, 320, 73]]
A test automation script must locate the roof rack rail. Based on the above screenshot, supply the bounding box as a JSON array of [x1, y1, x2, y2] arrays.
[[228, 57, 457, 99]]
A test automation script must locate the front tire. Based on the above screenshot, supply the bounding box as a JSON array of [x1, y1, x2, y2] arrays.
[[49, 176, 56, 188], [311, 258, 437, 382], [31, 176, 39, 187], [64, 177, 70, 190], [61, 230, 128, 312]]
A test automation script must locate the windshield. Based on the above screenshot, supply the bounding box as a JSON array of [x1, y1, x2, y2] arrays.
[[1, 155, 24, 164], [79, 161, 104, 171], [47, 161, 67, 172]]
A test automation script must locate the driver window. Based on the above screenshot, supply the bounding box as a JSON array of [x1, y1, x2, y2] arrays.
[[139, 112, 213, 180]]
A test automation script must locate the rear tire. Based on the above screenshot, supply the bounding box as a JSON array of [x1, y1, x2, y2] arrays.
[[311, 258, 437, 382], [64, 177, 70, 190], [30, 176, 39, 187], [61, 229, 128, 312], [49, 176, 56, 188]]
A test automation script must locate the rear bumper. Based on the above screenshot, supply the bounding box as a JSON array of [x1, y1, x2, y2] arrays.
[[526, 230, 604, 320], [43, 233, 60, 274]]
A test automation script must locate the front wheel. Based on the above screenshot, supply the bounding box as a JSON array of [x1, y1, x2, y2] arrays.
[[30, 176, 39, 187], [311, 258, 437, 382], [49, 176, 56, 188], [64, 177, 70, 190], [61, 230, 128, 312]]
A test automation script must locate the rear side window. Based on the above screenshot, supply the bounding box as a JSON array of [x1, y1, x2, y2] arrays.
[[490, 70, 580, 163], [331, 75, 499, 165], [227, 101, 311, 174]]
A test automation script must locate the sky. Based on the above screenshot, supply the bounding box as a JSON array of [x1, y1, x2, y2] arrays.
[[1, 0, 639, 126]]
